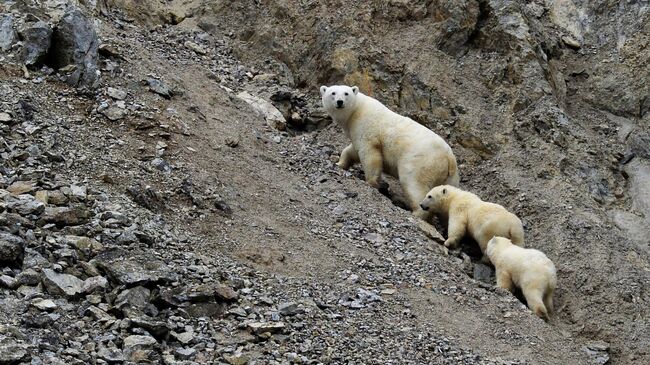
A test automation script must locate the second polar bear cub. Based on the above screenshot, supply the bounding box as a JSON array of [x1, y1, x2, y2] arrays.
[[320, 85, 459, 218], [418, 185, 524, 262], [487, 236, 557, 321]]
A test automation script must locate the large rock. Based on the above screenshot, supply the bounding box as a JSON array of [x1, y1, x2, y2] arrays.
[[0, 15, 17, 51], [93, 249, 178, 286], [41, 269, 84, 297], [5, 194, 45, 216], [49, 7, 100, 88], [237, 91, 287, 131], [18, 21, 52, 67], [39, 205, 90, 226], [0, 232, 25, 268]]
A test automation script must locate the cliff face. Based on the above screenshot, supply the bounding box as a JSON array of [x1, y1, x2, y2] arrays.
[[0, 0, 648, 364]]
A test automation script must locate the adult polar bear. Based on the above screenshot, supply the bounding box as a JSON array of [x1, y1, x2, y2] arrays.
[[320, 85, 459, 219]]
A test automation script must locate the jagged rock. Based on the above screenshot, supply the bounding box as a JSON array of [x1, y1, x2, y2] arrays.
[[215, 285, 239, 302], [6, 181, 35, 195], [94, 249, 177, 286], [247, 321, 285, 335], [0, 15, 17, 51], [129, 317, 170, 339], [184, 41, 207, 55], [31, 298, 57, 312], [0, 232, 25, 267], [0, 274, 18, 289], [114, 286, 153, 317], [39, 206, 89, 226], [123, 335, 157, 350], [18, 21, 52, 67], [41, 269, 84, 297], [278, 302, 303, 316], [82, 276, 108, 293], [5, 194, 45, 215], [171, 330, 194, 345], [237, 91, 287, 131], [0, 339, 32, 364], [97, 345, 124, 363], [174, 347, 196, 360], [48, 7, 100, 88], [146, 78, 172, 98], [127, 184, 164, 211], [101, 106, 127, 121], [107, 87, 127, 100]]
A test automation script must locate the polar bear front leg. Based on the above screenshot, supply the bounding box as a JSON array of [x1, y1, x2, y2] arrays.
[[337, 144, 359, 170], [358, 145, 386, 190], [495, 269, 514, 292], [444, 215, 467, 248]]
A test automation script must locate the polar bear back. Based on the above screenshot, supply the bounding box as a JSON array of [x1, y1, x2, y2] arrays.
[[349, 93, 453, 165]]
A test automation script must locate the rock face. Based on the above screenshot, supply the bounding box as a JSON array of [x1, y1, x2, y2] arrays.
[[48, 7, 100, 88], [18, 21, 52, 66]]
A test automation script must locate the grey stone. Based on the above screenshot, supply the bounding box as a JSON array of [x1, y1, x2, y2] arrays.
[[473, 263, 494, 283], [0, 340, 31, 364], [174, 347, 196, 360], [114, 286, 152, 317], [215, 285, 239, 302], [107, 87, 127, 100], [0, 274, 18, 289], [19, 21, 52, 66], [101, 106, 127, 121], [82, 276, 108, 293], [0, 15, 17, 51], [5, 194, 45, 215], [49, 8, 100, 88], [0, 231, 25, 267], [123, 335, 157, 349], [247, 321, 285, 335], [171, 330, 194, 344], [39, 206, 89, 226], [147, 78, 172, 98], [278, 302, 303, 316], [31, 298, 57, 311], [129, 317, 170, 338], [94, 249, 177, 286], [41, 269, 84, 297]]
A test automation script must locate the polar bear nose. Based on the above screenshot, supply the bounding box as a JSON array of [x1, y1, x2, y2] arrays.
[[336, 100, 344, 108], [420, 203, 428, 211]]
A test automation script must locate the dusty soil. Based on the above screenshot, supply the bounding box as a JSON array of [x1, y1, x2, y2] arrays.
[[1, 0, 648, 364]]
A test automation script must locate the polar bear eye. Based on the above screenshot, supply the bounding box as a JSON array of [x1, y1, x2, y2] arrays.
[[344, 92, 349, 96], [427, 195, 431, 199], [331, 92, 335, 95]]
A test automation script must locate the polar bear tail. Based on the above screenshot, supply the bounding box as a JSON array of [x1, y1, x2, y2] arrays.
[[445, 154, 460, 187]]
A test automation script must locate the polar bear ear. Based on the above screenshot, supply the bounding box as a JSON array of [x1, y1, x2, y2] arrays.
[[351, 86, 359, 95], [320, 86, 328, 96]]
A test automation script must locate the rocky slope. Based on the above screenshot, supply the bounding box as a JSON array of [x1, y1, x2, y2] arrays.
[[0, 1, 648, 364]]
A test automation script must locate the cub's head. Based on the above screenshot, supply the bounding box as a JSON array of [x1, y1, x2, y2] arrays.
[[486, 236, 511, 258], [320, 85, 359, 113], [419, 185, 454, 213]]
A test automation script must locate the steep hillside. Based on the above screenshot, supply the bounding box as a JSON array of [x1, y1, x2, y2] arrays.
[[1, 1, 648, 364]]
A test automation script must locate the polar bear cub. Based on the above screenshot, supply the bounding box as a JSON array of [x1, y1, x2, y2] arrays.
[[487, 236, 557, 321], [320, 85, 459, 219], [418, 185, 524, 261]]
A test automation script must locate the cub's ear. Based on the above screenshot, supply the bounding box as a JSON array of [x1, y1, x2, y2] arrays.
[[351, 86, 359, 95], [320, 86, 328, 96], [442, 188, 447, 194]]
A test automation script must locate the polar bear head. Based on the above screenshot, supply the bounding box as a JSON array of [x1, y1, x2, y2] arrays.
[[419, 185, 454, 213], [320, 85, 359, 113], [486, 236, 511, 258]]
